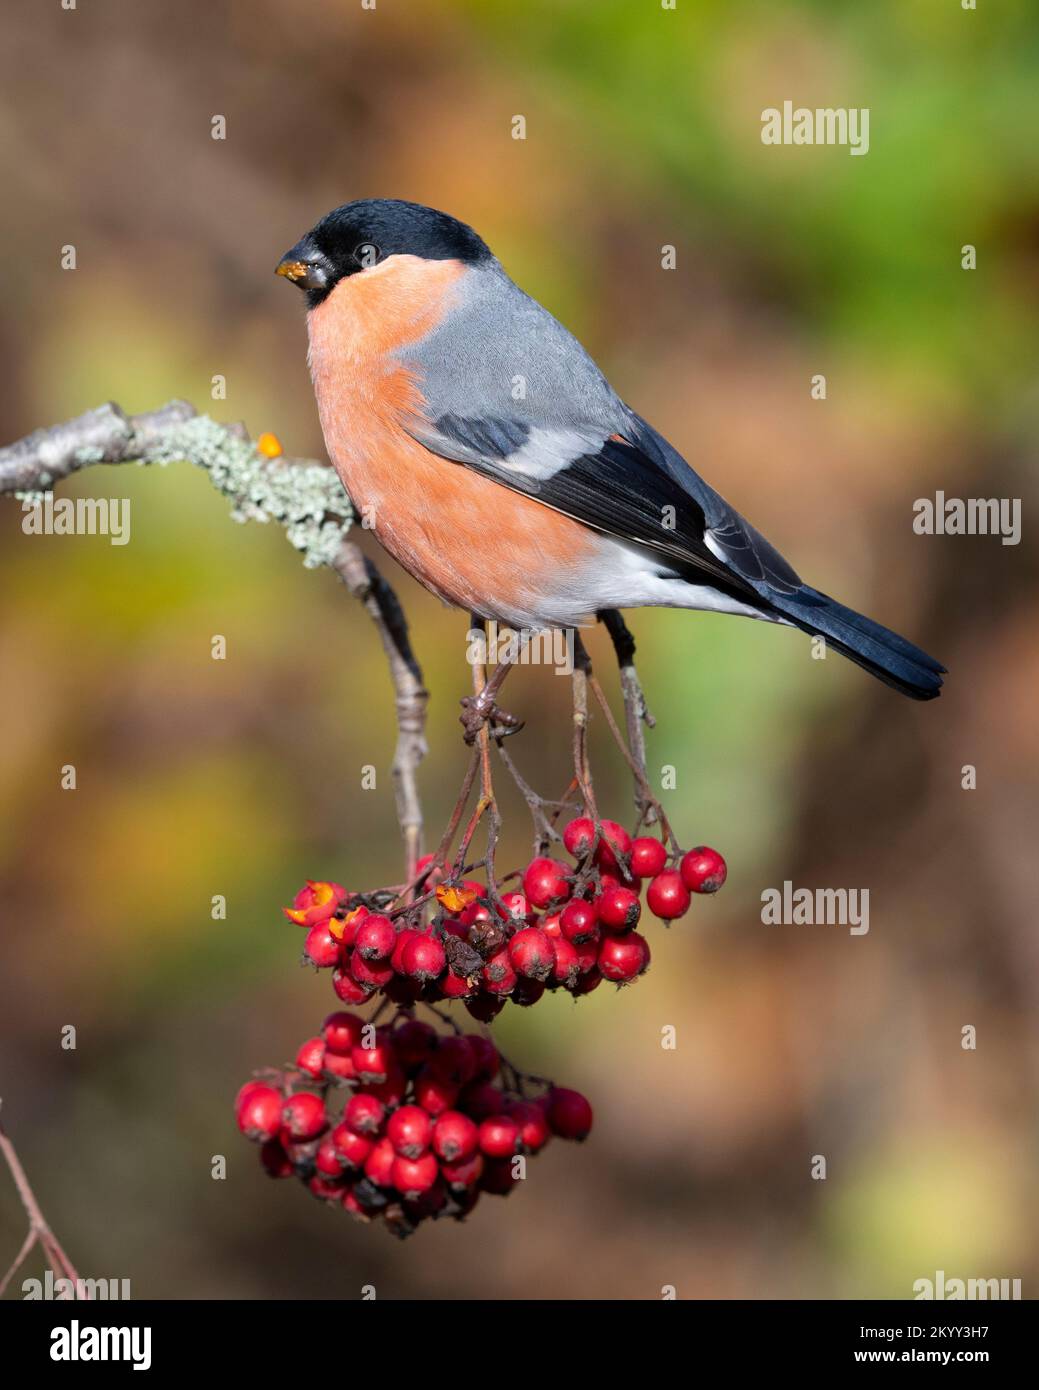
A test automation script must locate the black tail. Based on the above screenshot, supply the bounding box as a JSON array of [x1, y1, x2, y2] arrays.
[[771, 587, 945, 701]]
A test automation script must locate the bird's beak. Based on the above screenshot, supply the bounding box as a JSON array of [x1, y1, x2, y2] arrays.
[[275, 239, 332, 293]]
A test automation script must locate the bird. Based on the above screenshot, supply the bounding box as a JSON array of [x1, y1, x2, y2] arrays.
[[276, 198, 944, 710]]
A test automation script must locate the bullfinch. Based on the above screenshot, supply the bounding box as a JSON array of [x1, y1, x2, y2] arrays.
[[277, 199, 944, 700]]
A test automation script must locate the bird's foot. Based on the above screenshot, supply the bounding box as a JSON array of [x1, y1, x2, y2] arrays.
[[459, 691, 524, 745]]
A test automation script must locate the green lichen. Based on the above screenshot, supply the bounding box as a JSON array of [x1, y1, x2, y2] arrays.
[[135, 414, 353, 568]]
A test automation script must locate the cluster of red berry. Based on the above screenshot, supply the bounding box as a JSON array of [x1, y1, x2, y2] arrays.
[[235, 1009, 592, 1239], [284, 819, 726, 1021]]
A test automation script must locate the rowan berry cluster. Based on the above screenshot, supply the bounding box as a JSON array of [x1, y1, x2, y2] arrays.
[[283, 819, 727, 1020], [235, 1009, 592, 1239]]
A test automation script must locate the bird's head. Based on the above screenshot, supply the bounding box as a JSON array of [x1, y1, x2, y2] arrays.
[[276, 199, 491, 307]]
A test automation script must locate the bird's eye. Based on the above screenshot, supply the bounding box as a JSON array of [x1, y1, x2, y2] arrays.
[[354, 243, 382, 270]]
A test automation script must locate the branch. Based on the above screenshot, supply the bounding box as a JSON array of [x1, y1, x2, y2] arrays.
[[0, 1106, 82, 1299], [0, 400, 428, 868], [330, 544, 428, 882]]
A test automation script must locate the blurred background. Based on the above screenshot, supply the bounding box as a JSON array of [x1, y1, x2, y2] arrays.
[[1, 0, 1037, 1300]]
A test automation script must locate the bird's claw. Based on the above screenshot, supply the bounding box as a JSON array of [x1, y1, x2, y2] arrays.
[[459, 693, 525, 745]]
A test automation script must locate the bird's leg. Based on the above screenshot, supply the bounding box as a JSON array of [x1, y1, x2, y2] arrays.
[[456, 618, 504, 906], [458, 615, 524, 745], [598, 609, 658, 825]]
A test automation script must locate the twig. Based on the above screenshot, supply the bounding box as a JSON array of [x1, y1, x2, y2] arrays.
[[494, 740, 563, 855], [0, 1107, 83, 1299], [570, 635, 598, 818], [599, 609, 657, 822], [331, 546, 428, 882], [588, 673, 677, 851]]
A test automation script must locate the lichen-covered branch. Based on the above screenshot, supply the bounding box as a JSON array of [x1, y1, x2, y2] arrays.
[[0, 400, 428, 866], [0, 399, 354, 568]]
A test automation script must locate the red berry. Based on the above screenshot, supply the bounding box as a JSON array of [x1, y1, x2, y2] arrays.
[[259, 1139, 294, 1178], [569, 966, 602, 995], [361, 1062, 407, 1108], [467, 1035, 500, 1081], [680, 845, 728, 894], [414, 1067, 460, 1116], [387, 1104, 434, 1158], [344, 1092, 385, 1136], [341, 1186, 370, 1221], [351, 1037, 396, 1084], [350, 952, 395, 988], [507, 926, 555, 981], [629, 836, 668, 879], [331, 1123, 373, 1168], [391, 1150, 439, 1199], [573, 936, 601, 973], [392, 1149, 440, 1201], [283, 880, 345, 927], [460, 1080, 505, 1121], [383, 973, 423, 1006], [458, 900, 495, 928], [414, 852, 445, 890], [481, 948, 518, 996], [478, 1115, 521, 1159], [401, 933, 446, 982], [562, 816, 596, 859], [595, 885, 642, 933], [295, 1037, 326, 1079], [550, 936, 580, 989], [331, 969, 371, 1004], [439, 970, 478, 1000], [541, 911, 562, 939], [281, 1091, 328, 1141], [405, 1183, 449, 1226], [308, 1174, 347, 1201], [465, 992, 506, 1024], [560, 899, 598, 944], [429, 1035, 477, 1086], [281, 1135, 320, 1167], [391, 1018, 437, 1070], [315, 1136, 345, 1177], [521, 856, 572, 909], [303, 923, 342, 969], [481, 1117, 522, 1162], [480, 1158, 519, 1195], [512, 976, 546, 1007], [391, 927, 420, 974], [363, 1135, 397, 1187], [546, 1087, 593, 1141], [592, 820, 632, 873], [498, 890, 533, 925], [322, 1050, 356, 1081], [598, 930, 651, 983], [441, 1151, 484, 1191], [330, 903, 366, 948], [646, 870, 691, 921], [433, 1109, 479, 1163], [354, 913, 396, 960], [236, 1083, 283, 1141], [506, 1100, 552, 1153]]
